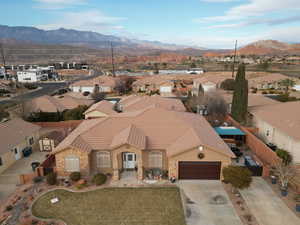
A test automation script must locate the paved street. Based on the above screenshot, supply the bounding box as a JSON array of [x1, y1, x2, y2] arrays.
[[179, 180, 243, 225], [240, 177, 300, 225]]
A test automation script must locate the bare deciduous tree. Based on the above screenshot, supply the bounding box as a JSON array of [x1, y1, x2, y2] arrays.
[[272, 162, 298, 190]]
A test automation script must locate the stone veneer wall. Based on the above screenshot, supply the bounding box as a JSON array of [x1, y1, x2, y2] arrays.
[[55, 147, 90, 177]]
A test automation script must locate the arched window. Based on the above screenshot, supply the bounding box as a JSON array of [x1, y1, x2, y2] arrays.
[[64, 155, 80, 172], [96, 151, 111, 168], [149, 151, 163, 168]]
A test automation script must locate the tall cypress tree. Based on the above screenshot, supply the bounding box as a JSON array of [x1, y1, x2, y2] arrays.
[[231, 63, 248, 123]]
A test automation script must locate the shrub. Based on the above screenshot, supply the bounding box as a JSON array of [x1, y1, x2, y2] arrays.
[[69, 172, 81, 182], [33, 176, 43, 183], [262, 91, 268, 94], [82, 91, 90, 96], [220, 79, 235, 91], [5, 205, 13, 211], [92, 173, 107, 186], [24, 83, 38, 90], [46, 172, 57, 185], [222, 165, 252, 190], [63, 105, 88, 121], [276, 149, 293, 165]]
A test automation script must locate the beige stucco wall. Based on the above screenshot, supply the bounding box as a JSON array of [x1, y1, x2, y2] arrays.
[[85, 111, 109, 119], [168, 146, 232, 179], [55, 147, 90, 177], [55, 144, 232, 180], [252, 115, 300, 164], [0, 151, 16, 174]]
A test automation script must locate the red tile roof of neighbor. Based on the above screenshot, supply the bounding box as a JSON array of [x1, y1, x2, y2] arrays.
[[119, 95, 186, 112], [84, 100, 117, 116], [71, 76, 118, 87], [0, 118, 40, 154], [249, 101, 300, 141], [54, 107, 234, 158], [221, 93, 280, 109], [31, 95, 94, 113]]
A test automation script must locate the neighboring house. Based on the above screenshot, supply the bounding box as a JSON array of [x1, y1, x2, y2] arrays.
[[117, 95, 186, 113], [221, 93, 281, 113], [249, 101, 300, 164], [247, 73, 289, 90], [84, 100, 117, 119], [30, 95, 94, 113], [17, 69, 44, 83], [70, 76, 118, 93], [0, 118, 40, 174], [159, 81, 174, 96], [52, 107, 235, 180]]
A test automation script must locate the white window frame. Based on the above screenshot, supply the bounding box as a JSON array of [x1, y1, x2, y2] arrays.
[[96, 151, 111, 168], [64, 155, 80, 172], [149, 151, 163, 168]]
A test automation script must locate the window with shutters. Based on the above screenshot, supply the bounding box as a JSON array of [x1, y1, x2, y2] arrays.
[[96, 151, 111, 168], [149, 151, 163, 168], [64, 155, 80, 172]]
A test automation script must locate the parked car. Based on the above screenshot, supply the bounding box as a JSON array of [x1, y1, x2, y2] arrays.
[[230, 147, 243, 157]]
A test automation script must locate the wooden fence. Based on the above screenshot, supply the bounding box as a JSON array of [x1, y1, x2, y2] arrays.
[[33, 120, 82, 129]]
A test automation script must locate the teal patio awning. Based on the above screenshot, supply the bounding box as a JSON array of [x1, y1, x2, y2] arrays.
[[214, 127, 245, 136]]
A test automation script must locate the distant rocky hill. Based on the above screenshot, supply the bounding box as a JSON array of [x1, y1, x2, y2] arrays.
[[204, 40, 300, 57], [0, 25, 203, 51]]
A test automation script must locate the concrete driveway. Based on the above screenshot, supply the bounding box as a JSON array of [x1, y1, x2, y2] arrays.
[[240, 177, 300, 225], [179, 180, 243, 225], [0, 151, 47, 202]]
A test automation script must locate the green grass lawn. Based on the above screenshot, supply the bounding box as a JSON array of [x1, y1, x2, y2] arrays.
[[32, 187, 186, 225]]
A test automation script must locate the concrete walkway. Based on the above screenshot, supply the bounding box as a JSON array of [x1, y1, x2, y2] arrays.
[[240, 177, 300, 225], [179, 180, 243, 225]]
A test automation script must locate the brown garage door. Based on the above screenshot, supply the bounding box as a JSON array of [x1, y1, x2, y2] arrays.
[[179, 161, 221, 180]]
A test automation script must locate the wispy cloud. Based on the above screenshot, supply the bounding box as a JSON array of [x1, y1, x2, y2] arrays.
[[33, 0, 88, 10], [37, 10, 126, 32], [195, 0, 300, 27]]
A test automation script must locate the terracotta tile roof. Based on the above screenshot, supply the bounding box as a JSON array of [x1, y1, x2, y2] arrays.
[[0, 118, 40, 154], [110, 124, 146, 150], [84, 100, 117, 116], [119, 95, 186, 112], [71, 76, 118, 88], [31, 95, 93, 113], [249, 101, 300, 140], [221, 93, 280, 109], [54, 107, 234, 157]]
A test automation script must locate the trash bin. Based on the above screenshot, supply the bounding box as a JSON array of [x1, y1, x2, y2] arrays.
[[22, 147, 32, 157]]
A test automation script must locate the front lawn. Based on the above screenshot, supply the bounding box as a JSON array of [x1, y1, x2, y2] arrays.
[[32, 187, 186, 225]]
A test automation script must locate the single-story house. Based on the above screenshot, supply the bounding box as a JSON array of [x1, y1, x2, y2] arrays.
[[52, 107, 235, 180], [70, 76, 118, 93], [84, 100, 117, 119], [30, 95, 94, 113], [0, 118, 40, 174], [249, 101, 300, 165]]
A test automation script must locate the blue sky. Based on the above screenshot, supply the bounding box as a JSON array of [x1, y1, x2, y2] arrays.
[[1, 0, 300, 48]]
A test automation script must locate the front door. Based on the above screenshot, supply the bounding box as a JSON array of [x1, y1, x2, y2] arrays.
[[123, 153, 136, 169]]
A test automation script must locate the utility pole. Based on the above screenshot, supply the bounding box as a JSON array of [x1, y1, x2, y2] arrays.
[[232, 40, 238, 78], [110, 42, 116, 77]]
